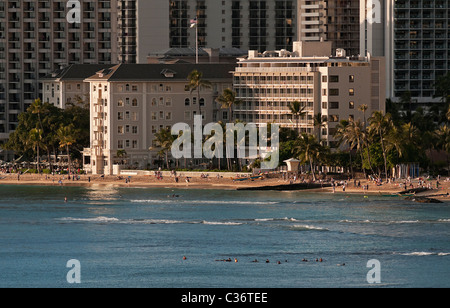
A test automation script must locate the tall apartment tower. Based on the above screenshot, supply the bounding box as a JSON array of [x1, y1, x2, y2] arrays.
[[0, 0, 120, 142], [142, 0, 298, 53], [385, 0, 450, 105], [297, 0, 370, 57]]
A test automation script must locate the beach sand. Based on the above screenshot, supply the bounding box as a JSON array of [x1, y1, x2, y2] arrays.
[[1, 172, 449, 201]]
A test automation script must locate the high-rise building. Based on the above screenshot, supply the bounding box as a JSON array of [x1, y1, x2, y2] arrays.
[[298, 0, 366, 57], [143, 0, 298, 53], [384, 0, 450, 106], [0, 0, 120, 143]]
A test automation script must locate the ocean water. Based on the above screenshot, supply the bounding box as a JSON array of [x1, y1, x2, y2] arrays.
[[0, 184, 449, 288]]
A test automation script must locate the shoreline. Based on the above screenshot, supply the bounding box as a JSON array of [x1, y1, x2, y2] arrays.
[[0, 173, 449, 200]]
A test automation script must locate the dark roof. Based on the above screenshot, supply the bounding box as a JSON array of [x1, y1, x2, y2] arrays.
[[102, 63, 236, 81], [41, 64, 116, 81]]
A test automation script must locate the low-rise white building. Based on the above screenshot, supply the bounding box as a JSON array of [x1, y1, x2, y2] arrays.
[[41, 64, 114, 109], [82, 63, 235, 175]]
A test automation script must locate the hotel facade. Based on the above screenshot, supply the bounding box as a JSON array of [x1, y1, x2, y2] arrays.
[[232, 41, 385, 147], [81, 63, 235, 175]]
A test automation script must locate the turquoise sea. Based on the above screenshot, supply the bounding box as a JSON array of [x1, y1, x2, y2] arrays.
[[0, 185, 449, 288]]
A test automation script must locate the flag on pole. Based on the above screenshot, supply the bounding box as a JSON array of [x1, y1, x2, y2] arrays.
[[190, 17, 198, 28]]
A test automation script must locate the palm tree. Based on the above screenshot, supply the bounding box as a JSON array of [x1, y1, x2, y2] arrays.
[[215, 88, 242, 122], [358, 104, 368, 128], [346, 120, 367, 177], [313, 113, 327, 145], [151, 128, 175, 169], [116, 149, 128, 165], [187, 70, 212, 117], [57, 124, 77, 175], [293, 133, 321, 181], [435, 125, 450, 175], [27, 128, 44, 173], [288, 101, 307, 133], [368, 111, 393, 181], [29, 98, 47, 133]]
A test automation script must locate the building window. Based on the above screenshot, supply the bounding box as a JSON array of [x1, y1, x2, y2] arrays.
[[132, 85, 138, 92], [118, 112, 124, 120], [329, 76, 339, 83], [322, 76, 327, 83], [329, 102, 339, 109], [132, 99, 138, 107], [185, 98, 190, 106], [322, 101, 327, 109], [349, 88, 354, 96], [349, 101, 354, 109], [118, 99, 124, 107], [329, 89, 339, 96], [132, 126, 138, 134], [184, 111, 191, 120], [199, 98, 205, 107], [349, 75, 355, 83], [118, 126, 124, 134], [152, 112, 157, 120], [132, 140, 138, 149], [118, 140, 124, 149]]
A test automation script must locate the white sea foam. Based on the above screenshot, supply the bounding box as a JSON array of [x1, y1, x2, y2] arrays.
[[201, 220, 243, 226], [123, 219, 184, 224], [396, 252, 450, 256], [438, 219, 450, 222], [290, 224, 328, 231], [59, 216, 119, 223]]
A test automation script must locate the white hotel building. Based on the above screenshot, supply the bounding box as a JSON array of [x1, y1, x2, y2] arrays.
[[232, 41, 386, 147], [81, 63, 235, 175]]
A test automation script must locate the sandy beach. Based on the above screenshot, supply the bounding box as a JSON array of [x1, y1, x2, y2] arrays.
[[1, 172, 449, 201]]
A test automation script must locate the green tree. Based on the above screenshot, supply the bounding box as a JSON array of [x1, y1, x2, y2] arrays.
[[313, 113, 327, 145], [116, 149, 128, 165], [293, 133, 321, 181], [215, 88, 242, 122], [151, 128, 175, 169], [57, 124, 77, 175], [187, 70, 212, 117], [27, 128, 44, 173], [358, 104, 368, 128], [368, 111, 393, 180], [288, 101, 307, 134], [435, 125, 450, 175]]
